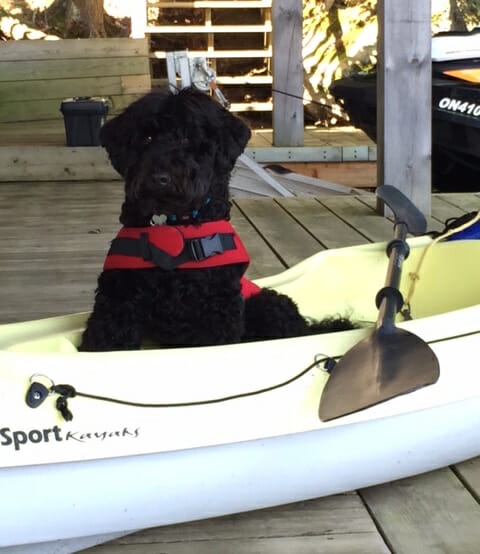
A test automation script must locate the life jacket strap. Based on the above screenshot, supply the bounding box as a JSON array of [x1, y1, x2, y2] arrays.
[[107, 232, 236, 271]]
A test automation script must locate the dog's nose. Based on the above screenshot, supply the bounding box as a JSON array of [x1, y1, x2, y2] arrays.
[[153, 172, 170, 187]]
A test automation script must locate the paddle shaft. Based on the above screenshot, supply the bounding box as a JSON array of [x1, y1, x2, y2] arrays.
[[376, 222, 409, 330], [374, 186, 426, 330]]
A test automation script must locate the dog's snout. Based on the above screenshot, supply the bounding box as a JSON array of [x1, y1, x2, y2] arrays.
[[153, 172, 171, 187]]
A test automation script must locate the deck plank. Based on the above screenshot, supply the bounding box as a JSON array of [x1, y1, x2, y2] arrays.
[[248, 127, 373, 149], [2, 124, 372, 149], [230, 203, 285, 278], [436, 192, 480, 212], [454, 458, 480, 501], [85, 495, 389, 554], [89, 536, 384, 553], [0, 182, 122, 322], [89, 535, 386, 553], [431, 195, 469, 222], [360, 468, 480, 554], [316, 196, 393, 242], [357, 194, 445, 233], [234, 198, 322, 266], [276, 197, 370, 248]]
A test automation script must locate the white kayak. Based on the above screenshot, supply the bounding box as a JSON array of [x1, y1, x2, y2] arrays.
[[1, 235, 480, 553]]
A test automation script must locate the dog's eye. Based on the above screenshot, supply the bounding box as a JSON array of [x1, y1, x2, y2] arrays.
[[142, 135, 153, 146], [181, 138, 190, 147]]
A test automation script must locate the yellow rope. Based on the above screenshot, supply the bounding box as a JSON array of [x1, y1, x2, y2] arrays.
[[402, 211, 480, 319]]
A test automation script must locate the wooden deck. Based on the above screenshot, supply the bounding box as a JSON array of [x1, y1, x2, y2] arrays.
[[0, 123, 377, 187], [1, 183, 479, 552], [0, 120, 374, 149]]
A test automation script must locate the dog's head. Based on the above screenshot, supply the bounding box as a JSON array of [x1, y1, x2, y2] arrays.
[[100, 88, 251, 225]]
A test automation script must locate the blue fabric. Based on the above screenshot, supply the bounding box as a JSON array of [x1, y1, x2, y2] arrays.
[[447, 220, 480, 240]]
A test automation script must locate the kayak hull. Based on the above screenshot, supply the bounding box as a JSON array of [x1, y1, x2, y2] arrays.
[[4, 395, 480, 550], [2, 236, 480, 551]]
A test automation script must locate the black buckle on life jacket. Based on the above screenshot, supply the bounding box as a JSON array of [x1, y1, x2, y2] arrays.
[[189, 234, 227, 261], [140, 232, 234, 268]]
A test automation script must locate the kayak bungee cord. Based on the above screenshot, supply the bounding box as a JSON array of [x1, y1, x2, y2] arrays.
[[25, 354, 338, 422], [22, 326, 480, 422], [402, 211, 480, 320]]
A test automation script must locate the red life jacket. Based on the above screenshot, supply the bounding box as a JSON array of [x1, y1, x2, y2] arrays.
[[103, 220, 261, 299]]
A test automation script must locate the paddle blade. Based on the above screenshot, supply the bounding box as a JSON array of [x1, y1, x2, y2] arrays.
[[319, 328, 440, 422]]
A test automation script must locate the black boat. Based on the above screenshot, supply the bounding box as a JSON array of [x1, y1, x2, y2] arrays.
[[330, 29, 480, 190]]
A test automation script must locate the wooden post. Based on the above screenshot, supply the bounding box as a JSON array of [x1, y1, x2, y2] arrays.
[[377, 0, 432, 215], [272, 0, 304, 147], [131, 0, 147, 39]]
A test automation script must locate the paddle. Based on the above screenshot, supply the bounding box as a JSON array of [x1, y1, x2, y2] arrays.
[[319, 185, 440, 422]]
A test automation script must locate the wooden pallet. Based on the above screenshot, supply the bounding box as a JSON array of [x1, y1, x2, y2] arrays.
[[132, 0, 273, 114]]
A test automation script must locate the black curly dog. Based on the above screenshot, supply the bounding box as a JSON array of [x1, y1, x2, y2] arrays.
[[80, 88, 353, 351]]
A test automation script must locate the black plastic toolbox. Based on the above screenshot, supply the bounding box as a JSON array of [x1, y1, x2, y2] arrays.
[[60, 97, 109, 147]]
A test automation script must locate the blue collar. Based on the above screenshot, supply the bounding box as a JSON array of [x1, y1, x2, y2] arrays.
[[166, 197, 211, 223]]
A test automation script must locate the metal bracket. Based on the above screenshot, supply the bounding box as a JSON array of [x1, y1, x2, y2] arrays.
[[165, 50, 229, 107], [166, 50, 192, 92]]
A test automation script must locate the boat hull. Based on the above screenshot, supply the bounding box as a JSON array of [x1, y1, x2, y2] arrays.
[[331, 75, 480, 188]]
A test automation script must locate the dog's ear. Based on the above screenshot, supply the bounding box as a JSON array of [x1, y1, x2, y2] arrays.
[[99, 114, 129, 177], [218, 110, 252, 166]]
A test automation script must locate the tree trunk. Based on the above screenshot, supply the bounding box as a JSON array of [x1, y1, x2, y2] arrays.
[[449, 0, 468, 31], [61, 0, 106, 37], [72, 0, 106, 37]]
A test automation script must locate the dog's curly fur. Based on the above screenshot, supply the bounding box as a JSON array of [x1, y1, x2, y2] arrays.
[[80, 88, 353, 351]]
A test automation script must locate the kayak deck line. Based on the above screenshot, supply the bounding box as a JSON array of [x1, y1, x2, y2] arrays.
[[27, 354, 333, 421], [21, 320, 480, 425]]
